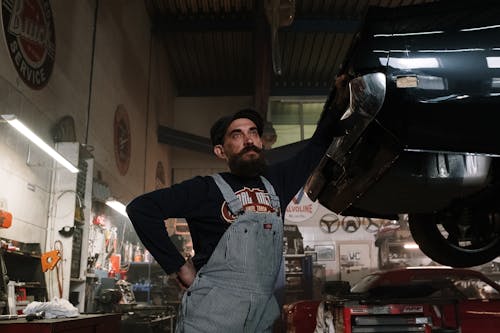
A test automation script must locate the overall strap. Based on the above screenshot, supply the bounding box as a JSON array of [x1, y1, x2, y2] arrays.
[[211, 174, 244, 215], [260, 176, 281, 212]]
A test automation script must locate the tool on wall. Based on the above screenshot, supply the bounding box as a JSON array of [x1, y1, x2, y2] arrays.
[[41, 250, 61, 272], [54, 241, 64, 298], [58, 226, 75, 237], [0, 209, 12, 228], [41, 241, 64, 298]]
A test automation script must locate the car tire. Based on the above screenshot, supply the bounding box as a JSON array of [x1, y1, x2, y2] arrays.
[[409, 213, 500, 267]]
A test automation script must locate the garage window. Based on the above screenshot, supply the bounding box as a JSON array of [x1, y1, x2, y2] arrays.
[[268, 99, 325, 148]]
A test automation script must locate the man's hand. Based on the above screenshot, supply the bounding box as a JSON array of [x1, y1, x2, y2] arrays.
[[175, 257, 196, 289], [333, 73, 351, 111]]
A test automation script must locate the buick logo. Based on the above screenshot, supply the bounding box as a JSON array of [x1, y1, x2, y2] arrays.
[[2, 0, 55, 89]]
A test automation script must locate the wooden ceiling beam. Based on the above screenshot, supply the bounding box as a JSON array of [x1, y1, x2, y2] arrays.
[[151, 17, 255, 33], [152, 17, 361, 33]]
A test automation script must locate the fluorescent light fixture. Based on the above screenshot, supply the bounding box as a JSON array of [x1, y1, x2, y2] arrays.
[[374, 31, 443, 37], [460, 24, 500, 32], [486, 57, 500, 68], [418, 48, 484, 53], [379, 57, 439, 69], [106, 198, 128, 217], [417, 75, 446, 90], [2, 114, 79, 173], [403, 243, 420, 249], [407, 266, 452, 269]]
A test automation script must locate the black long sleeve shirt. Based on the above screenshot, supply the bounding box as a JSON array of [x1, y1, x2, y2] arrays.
[[127, 103, 340, 274]]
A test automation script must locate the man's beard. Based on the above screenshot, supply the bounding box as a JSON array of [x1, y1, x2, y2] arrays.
[[228, 146, 267, 177]]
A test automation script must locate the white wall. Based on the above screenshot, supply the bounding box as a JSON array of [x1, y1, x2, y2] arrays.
[[285, 199, 381, 284], [0, 80, 52, 247], [0, 0, 173, 248], [86, 0, 152, 202], [0, 0, 96, 248]]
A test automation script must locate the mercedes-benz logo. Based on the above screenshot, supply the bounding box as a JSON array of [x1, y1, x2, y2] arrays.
[[319, 214, 340, 233]]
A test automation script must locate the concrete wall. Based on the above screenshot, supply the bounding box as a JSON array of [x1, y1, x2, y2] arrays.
[[0, 0, 97, 248], [0, 0, 173, 248], [0, 0, 381, 289], [0, 77, 53, 246], [86, 0, 164, 202]]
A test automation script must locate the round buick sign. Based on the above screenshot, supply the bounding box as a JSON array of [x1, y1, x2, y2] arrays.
[[1, 0, 55, 89]]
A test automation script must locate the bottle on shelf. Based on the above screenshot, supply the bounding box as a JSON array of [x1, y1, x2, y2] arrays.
[[133, 242, 143, 262]]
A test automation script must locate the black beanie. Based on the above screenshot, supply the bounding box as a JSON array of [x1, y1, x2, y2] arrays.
[[210, 109, 264, 146]]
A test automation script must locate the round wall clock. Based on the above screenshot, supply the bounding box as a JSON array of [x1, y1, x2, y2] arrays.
[[114, 105, 131, 175]]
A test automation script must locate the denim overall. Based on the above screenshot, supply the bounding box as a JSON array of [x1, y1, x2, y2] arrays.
[[176, 174, 284, 333]]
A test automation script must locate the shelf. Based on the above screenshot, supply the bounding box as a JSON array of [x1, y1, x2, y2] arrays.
[[284, 253, 313, 304], [286, 289, 305, 293], [70, 278, 85, 283], [2, 249, 40, 258], [23, 284, 44, 289]]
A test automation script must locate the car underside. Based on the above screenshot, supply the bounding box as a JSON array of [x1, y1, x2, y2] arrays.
[[304, 0, 500, 267]]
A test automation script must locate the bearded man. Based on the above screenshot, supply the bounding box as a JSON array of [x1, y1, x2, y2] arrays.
[[127, 76, 348, 333]]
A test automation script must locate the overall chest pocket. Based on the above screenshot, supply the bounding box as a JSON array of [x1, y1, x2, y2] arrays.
[[224, 221, 250, 272], [247, 221, 280, 276], [225, 214, 281, 276]]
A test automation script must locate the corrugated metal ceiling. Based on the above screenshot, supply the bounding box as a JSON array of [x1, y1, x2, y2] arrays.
[[146, 0, 440, 97]]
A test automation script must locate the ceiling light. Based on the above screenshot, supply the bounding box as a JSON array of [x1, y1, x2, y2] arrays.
[[486, 57, 500, 68], [403, 243, 420, 249], [105, 198, 128, 217], [380, 57, 440, 69], [460, 24, 500, 32], [374, 30, 443, 37], [2, 114, 79, 173]]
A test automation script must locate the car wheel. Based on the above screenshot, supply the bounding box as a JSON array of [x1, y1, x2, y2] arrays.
[[409, 212, 500, 267]]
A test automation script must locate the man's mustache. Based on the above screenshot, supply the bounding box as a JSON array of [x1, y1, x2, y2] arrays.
[[238, 145, 262, 156]]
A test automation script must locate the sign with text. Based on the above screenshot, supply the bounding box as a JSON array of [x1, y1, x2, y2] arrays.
[[2, 0, 55, 89], [285, 190, 319, 223]]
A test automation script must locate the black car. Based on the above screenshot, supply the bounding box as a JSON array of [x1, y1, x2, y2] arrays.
[[304, 0, 500, 267]]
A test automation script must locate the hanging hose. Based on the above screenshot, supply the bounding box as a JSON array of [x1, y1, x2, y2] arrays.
[[54, 240, 64, 298]]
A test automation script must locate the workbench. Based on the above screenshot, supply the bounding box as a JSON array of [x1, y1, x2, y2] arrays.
[[0, 313, 121, 333]]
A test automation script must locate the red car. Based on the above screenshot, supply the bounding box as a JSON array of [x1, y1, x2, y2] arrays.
[[284, 267, 500, 333]]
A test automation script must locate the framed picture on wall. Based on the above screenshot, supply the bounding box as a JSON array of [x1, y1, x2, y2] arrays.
[[315, 245, 335, 261]]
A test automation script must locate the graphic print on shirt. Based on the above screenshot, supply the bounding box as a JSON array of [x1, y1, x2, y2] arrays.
[[221, 187, 276, 222]]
